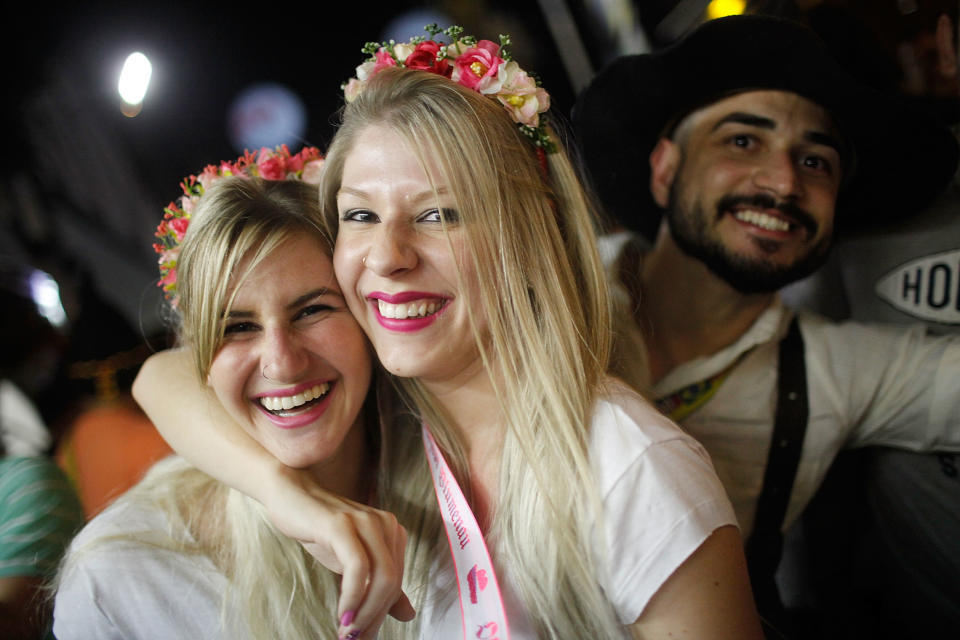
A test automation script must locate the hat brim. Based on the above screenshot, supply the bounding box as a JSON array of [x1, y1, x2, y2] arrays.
[[572, 14, 959, 240]]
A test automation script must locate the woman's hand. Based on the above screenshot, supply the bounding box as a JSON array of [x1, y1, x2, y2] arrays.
[[263, 464, 415, 639]]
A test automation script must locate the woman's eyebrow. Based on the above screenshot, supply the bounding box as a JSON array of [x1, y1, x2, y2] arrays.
[[287, 288, 340, 310]]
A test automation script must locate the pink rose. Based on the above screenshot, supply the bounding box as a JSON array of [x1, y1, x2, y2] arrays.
[[496, 62, 551, 126], [404, 41, 451, 77], [288, 146, 322, 173], [344, 77, 364, 102], [257, 148, 287, 180], [159, 267, 177, 289], [452, 40, 504, 93], [158, 248, 180, 267], [180, 195, 198, 214], [197, 165, 220, 190], [300, 158, 325, 185], [373, 48, 398, 74], [169, 217, 190, 241]]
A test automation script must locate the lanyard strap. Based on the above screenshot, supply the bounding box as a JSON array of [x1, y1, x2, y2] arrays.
[[655, 367, 733, 422], [421, 424, 511, 640]]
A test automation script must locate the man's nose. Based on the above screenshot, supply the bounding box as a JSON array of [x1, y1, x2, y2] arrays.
[[752, 152, 804, 199]]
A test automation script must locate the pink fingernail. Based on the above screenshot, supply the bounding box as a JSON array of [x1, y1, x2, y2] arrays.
[[340, 610, 355, 627]]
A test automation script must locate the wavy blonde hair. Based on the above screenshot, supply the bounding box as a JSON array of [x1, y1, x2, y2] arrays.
[[56, 178, 368, 639], [321, 67, 623, 638]]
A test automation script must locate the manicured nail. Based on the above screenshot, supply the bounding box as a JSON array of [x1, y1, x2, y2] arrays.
[[342, 631, 361, 640], [340, 610, 355, 627]]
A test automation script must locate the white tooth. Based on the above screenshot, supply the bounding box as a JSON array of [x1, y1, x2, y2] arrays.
[[281, 396, 294, 410], [417, 302, 426, 316], [292, 393, 305, 407], [736, 210, 789, 231]]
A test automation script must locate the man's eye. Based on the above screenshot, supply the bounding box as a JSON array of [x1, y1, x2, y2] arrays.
[[802, 155, 831, 173], [419, 208, 460, 223], [341, 209, 377, 223]]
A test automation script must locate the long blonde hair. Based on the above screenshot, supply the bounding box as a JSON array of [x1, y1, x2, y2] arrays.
[[321, 67, 623, 638], [56, 178, 366, 639]]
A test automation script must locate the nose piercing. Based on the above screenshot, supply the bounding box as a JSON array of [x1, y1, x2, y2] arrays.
[[362, 256, 367, 266], [262, 365, 276, 381]]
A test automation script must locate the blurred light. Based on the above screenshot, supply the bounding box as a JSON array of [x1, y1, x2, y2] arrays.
[[382, 8, 453, 42], [706, 0, 746, 19], [28, 270, 68, 329], [118, 52, 152, 106], [228, 83, 307, 153]]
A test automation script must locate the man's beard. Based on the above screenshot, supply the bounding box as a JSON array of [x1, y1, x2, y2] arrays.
[[665, 187, 833, 294]]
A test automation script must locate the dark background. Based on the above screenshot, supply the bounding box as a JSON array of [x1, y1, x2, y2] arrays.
[[1, 0, 956, 420]]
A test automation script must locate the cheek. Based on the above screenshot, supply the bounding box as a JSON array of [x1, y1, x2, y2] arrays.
[[333, 244, 362, 297], [207, 349, 249, 415]]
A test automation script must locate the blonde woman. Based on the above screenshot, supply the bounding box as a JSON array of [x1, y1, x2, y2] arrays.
[[53, 172, 410, 640], [134, 28, 762, 640]]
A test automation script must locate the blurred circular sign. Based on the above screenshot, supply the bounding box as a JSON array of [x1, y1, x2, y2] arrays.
[[227, 82, 307, 152]]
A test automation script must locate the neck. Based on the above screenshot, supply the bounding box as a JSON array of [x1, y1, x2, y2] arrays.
[[307, 414, 372, 504], [421, 360, 504, 528], [634, 230, 773, 385]]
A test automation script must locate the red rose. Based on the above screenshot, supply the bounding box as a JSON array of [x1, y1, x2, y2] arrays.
[[257, 149, 287, 180], [404, 41, 450, 77]]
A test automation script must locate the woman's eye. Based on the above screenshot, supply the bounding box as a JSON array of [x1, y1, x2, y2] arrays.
[[296, 304, 334, 320], [419, 208, 460, 224], [730, 134, 753, 149], [341, 209, 378, 223], [222, 321, 257, 336]]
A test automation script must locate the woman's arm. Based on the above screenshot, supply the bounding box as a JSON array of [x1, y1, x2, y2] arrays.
[[132, 349, 413, 638], [629, 525, 763, 639]]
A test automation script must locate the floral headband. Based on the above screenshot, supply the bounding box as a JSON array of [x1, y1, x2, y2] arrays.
[[153, 144, 324, 308], [343, 24, 556, 153]]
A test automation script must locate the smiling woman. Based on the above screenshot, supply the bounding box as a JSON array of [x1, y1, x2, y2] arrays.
[[128, 26, 763, 640], [51, 170, 404, 640]]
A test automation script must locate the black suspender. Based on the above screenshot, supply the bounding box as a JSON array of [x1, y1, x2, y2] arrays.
[[746, 316, 809, 638]]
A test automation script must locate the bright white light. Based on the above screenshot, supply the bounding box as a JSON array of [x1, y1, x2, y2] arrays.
[[118, 52, 152, 105], [28, 270, 68, 329]]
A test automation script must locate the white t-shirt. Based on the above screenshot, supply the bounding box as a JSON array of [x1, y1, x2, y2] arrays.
[[601, 231, 960, 537], [53, 487, 243, 639], [415, 380, 738, 638], [55, 383, 736, 639]]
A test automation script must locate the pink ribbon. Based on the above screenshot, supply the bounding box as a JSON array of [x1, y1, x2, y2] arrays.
[[421, 424, 511, 640]]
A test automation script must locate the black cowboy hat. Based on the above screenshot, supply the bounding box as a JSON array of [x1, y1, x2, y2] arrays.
[[572, 14, 959, 240]]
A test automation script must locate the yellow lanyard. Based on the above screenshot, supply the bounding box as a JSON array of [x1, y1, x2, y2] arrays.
[[655, 368, 733, 422]]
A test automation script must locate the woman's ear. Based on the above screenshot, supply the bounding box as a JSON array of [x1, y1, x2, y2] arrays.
[[649, 138, 681, 209]]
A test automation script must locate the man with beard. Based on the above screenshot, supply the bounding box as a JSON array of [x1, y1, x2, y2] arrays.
[[573, 13, 960, 637]]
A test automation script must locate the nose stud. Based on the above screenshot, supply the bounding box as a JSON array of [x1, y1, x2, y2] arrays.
[[262, 365, 276, 381], [362, 256, 367, 266]]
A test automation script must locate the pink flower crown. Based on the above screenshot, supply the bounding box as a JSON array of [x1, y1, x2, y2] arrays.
[[152, 144, 325, 307], [343, 24, 556, 153]]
